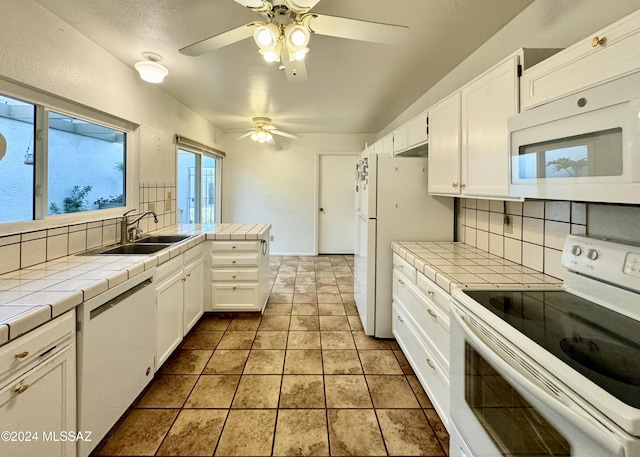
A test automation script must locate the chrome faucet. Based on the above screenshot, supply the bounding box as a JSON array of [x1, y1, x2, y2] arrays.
[[120, 210, 159, 244]]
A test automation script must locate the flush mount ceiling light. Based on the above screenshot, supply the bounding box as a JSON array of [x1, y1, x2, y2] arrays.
[[134, 53, 168, 83], [179, 0, 408, 82]]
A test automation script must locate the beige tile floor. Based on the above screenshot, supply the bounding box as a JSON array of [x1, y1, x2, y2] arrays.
[[94, 255, 450, 456]]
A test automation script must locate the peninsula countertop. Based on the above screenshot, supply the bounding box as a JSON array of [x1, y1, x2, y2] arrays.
[[0, 223, 271, 346]]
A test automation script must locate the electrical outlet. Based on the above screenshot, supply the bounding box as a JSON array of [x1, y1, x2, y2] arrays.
[[149, 202, 156, 212], [504, 215, 513, 234], [165, 199, 172, 211]]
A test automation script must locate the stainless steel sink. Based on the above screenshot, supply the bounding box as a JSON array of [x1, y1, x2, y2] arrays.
[[97, 243, 171, 255], [135, 234, 191, 243]]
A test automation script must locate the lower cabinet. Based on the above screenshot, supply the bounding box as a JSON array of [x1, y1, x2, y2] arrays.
[[392, 255, 451, 431], [155, 246, 204, 369], [209, 235, 270, 312], [0, 311, 76, 457]]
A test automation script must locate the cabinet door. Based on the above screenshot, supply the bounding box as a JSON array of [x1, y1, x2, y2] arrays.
[[155, 270, 184, 369], [0, 347, 75, 457], [183, 256, 204, 335], [382, 133, 394, 156], [407, 110, 428, 147], [461, 55, 518, 197], [393, 124, 408, 153], [428, 92, 461, 195]]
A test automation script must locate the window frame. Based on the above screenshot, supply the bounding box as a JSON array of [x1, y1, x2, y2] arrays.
[[0, 78, 139, 236], [175, 136, 223, 225]]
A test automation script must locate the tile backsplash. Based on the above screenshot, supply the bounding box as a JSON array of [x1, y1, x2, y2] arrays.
[[0, 182, 176, 275], [456, 198, 587, 279]]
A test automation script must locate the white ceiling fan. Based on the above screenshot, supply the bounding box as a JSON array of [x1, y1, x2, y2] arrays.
[[236, 117, 300, 143], [179, 0, 409, 82]]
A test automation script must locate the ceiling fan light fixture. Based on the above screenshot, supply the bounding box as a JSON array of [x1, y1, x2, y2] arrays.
[[284, 23, 310, 49], [293, 48, 308, 61], [251, 128, 272, 143], [134, 53, 168, 83]]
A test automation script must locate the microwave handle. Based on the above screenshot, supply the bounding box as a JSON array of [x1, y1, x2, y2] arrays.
[[451, 306, 625, 457]]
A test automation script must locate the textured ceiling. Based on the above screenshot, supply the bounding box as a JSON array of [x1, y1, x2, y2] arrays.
[[35, 0, 535, 135]]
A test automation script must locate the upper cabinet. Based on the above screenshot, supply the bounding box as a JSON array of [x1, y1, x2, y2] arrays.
[[428, 48, 559, 198], [521, 10, 640, 110], [393, 110, 429, 156]]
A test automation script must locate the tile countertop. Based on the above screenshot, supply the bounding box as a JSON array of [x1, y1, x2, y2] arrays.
[[0, 223, 271, 346], [392, 241, 562, 294]]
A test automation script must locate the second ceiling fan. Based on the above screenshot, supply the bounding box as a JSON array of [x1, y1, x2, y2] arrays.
[[179, 0, 409, 82]]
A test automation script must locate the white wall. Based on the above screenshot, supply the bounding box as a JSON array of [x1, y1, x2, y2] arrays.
[[222, 134, 371, 255], [379, 0, 640, 136], [0, 0, 223, 187]]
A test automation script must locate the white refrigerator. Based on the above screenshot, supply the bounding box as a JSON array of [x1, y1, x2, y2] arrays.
[[354, 151, 453, 338]]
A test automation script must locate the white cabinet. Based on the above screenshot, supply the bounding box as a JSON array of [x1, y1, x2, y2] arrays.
[[460, 54, 519, 197], [429, 49, 558, 198], [406, 110, 429, 148], [391, 254, 451, 431], [381, 133, 394, 156], [183, 254, 204, 335], [209, 236, 270, 312], [393, 110, 428, 156], [521, 10, 640, 110], [155, 245, 204, 369], [427, 91, 461, 195], [0, 311, 76, 457]]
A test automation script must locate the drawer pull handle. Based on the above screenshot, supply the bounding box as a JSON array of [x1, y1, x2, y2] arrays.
[[397, 315, 404, 323], [14, 384, 29, 394], [426, 359, 435, 370], [427, 290, 435, 296], [398, 279, 405, 285], [427, 309, 437, 318], [15, 351, 29, 359], [592, 36, 606, 47]]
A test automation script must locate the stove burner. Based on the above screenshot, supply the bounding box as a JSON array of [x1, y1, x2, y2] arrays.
[[560, 338, 640, 386]]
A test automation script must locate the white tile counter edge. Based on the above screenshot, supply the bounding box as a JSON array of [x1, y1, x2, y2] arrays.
[[0, 223, 271, 345]]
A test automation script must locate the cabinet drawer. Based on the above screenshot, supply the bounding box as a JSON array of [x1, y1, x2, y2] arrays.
[[211, 284, 260, 311], [0, 311, 74, 386], [155, 255, 183, 282], [393, 270, 449, 371], [521, 11, 640, 110], [393, 253, 416, 283], [211, 253, 259, 268], [211, 241, 260, 253], [392, 303, 449, 430], [211, 268, 259, 282], [416, 272, 450, 314]]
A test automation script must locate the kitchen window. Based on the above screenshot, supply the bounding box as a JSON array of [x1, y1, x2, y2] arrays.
[[0, 90, 130, 227], [176, 136, 223, 224]]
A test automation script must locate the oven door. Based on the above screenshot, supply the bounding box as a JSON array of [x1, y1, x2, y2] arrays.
[[449, 303, 629, 457]]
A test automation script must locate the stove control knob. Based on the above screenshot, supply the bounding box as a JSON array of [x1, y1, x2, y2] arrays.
[[570, 245, 582, 256], [587, 249, 599, 260]]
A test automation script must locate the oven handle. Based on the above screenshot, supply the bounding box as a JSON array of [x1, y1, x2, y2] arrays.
[[451, 305, 625, 457]]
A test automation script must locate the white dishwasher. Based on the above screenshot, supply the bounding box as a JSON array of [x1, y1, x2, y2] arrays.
[[76, 269, 155, 457]]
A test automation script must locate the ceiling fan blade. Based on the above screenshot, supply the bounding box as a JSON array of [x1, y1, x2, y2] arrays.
[[308, 14, 408, 44], [271, 129, 300, 140], [235, 131, 254, 140], [180, 24, 255, 56], [287, 0, 321, 11]]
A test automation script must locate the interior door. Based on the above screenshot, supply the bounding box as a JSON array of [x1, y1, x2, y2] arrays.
[[318, 153, 357, 254]]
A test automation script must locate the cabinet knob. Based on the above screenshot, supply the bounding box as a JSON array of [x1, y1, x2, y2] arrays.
[[452, 182, 458, 188], [592, 36, 606, 47], [427, 309, 437, 318], [232, 286, 237, 290], [14, 384, 29, 394], [397, 315, 404, 323], [181, 277, 186, 282], [232, 260, 236, 264], [426, 359, 435, 370], [427, 290, 435, 296], [15, 351, 29, 359], [398, 278, 405, 285], [232, 275, 237, 279], [186, 273, 191, 278], [232, 245, 237, 249], [460, 183, 466, 189]]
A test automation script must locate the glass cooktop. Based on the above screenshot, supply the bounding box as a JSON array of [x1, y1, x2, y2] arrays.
[[463, 289, 640, 409]]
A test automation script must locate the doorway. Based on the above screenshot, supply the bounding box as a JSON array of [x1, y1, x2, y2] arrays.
[[317, 153, 357, 254]]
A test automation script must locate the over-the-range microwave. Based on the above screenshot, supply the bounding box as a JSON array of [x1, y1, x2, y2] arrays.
[[508, 71, 640, 204]]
